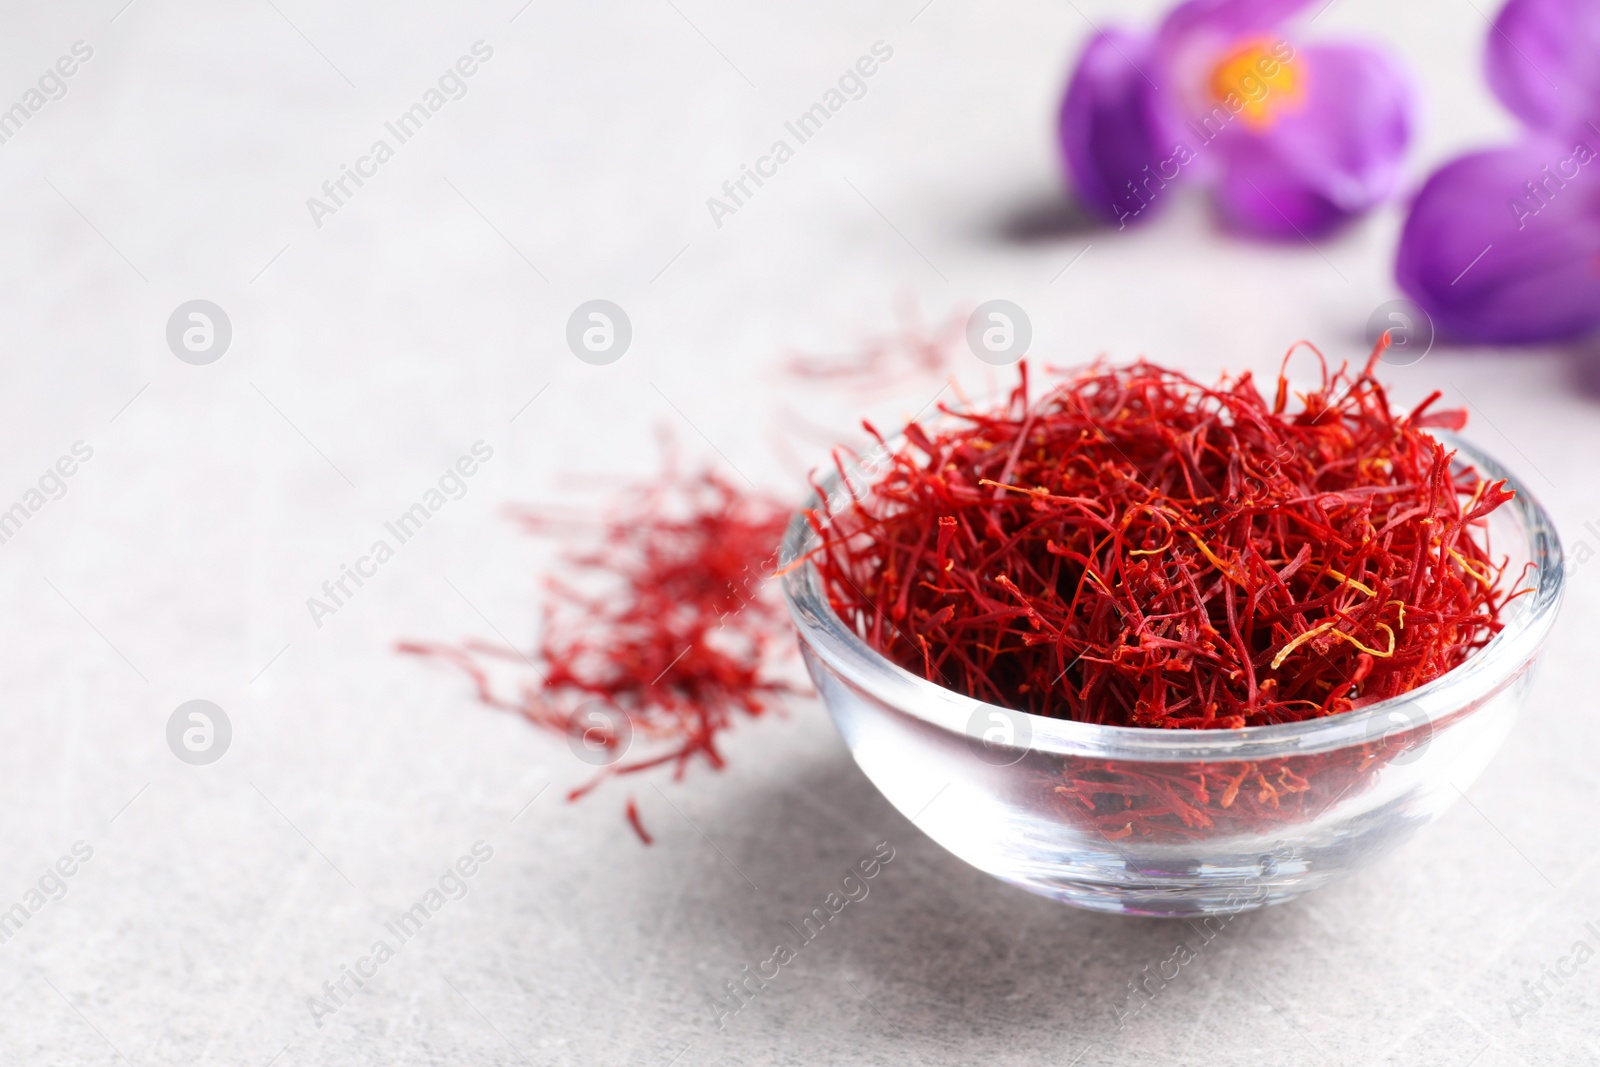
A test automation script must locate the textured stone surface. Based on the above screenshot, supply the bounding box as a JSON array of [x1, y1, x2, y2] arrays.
[[0, 0, 1592, 1063]]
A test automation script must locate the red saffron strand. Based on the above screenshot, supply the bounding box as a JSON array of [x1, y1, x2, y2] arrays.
[[625, 797, 654, 846], [783, 301, 963, 388], [400, 463, 795, 842]]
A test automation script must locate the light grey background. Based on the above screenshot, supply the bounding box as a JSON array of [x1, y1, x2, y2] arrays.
[[0, 0, 1594, 1064]]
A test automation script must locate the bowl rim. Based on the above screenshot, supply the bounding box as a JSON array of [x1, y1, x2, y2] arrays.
[[779, 429, 1565, 762]]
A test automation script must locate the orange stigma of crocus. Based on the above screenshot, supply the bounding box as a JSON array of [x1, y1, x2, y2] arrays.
[[1209, 39, 1303, 128]]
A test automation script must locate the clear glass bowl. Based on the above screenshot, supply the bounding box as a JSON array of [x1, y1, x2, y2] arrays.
[[780, 433, 1564, 916]]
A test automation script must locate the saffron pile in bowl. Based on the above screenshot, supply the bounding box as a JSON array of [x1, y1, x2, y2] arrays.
[[802, 343, 1517, 728]]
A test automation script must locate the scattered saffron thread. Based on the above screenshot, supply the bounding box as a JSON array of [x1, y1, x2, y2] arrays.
[[625, 796, 655, 845], [784, 302, 963, 389], [400, 462, 794, 844]]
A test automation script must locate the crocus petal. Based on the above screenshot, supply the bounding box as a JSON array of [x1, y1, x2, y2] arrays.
[[1059, 29, 1175, 225], [1486, 0, 1600, 134], [1210, 43, 1413, 238], [1396, 141, 1600, 343], [1159, 0, 1317, 54]]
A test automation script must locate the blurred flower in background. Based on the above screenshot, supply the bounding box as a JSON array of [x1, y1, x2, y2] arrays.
[[1058, 0, 1414, 238], [1397, 0, 1600, 343]]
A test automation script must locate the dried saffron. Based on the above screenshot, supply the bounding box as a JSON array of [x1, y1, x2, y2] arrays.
[[400, 463, 794, 843], [625, 797, 655, 846], [798, 341, 1519, 839], [784, 303, 961, 390]]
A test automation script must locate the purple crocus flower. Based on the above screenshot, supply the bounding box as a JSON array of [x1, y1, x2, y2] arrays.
[[1396, 0, 1600, 343], [1059, 0, 1414, 239]]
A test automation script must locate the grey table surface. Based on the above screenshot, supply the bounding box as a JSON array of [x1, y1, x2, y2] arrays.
[[0, 0, 1596, 1064]]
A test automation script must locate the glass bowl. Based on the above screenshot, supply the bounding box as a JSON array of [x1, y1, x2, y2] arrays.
[[780, 433, 1564, 916]]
